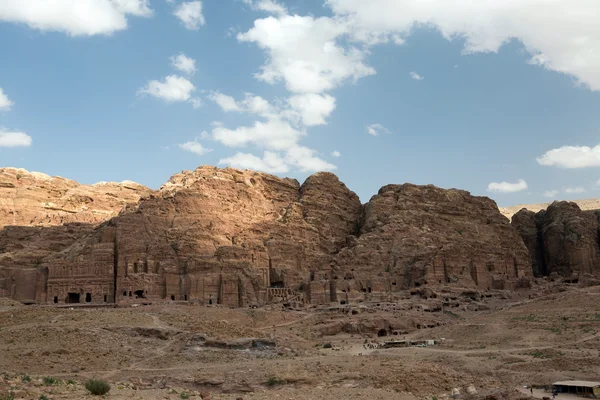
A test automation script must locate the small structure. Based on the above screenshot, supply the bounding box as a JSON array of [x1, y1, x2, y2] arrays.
[[553, 381, 600, 398]]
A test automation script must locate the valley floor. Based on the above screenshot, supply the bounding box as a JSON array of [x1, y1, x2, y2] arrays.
[[2, 282, 600, 399]]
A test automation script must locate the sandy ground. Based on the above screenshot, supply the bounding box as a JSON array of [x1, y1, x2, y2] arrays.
[[2, 283, 600, 399]]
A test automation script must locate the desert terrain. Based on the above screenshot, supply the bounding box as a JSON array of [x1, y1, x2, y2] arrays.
[[3, 278, 600, 399]]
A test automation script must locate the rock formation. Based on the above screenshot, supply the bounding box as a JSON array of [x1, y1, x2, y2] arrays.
[[0, 168, 150, 301], [512, 201, 600, 277], [334, 184, 532, 300], [1, 166, 533, 305]]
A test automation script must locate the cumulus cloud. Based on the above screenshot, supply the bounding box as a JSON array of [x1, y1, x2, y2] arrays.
[[219, 151, 289, 173], [409, 71, 424, 80], [327, 0, 600, 91], [179, 141, 212, 155], [218, 146, 336, 174], [537, 145, 600, 168], [243, 0, 287, 16], [487, 179, 528, 193], [212, 118, 304, 151], [171, 53, 197, 75], [543, 190, 559, 198], [565, 187, 586, 194], [0, 0, 152, 36], [0, 130, 32, 148], [331, 150, 341, 157], [286, 94, 336, 126], [138, 75, 196, 103], [366, 123, 390, 136], [174, 1, 205, 30], [238, 14, 375, 94], [0, 88, 13, 111]]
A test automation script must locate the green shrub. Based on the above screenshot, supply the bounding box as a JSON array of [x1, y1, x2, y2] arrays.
[[22, 375, 31, 383], [0, 392, 15, 400], [84, 379, 111, 396], [67, 380, 76, 385], [265, 376, 285, 387], [40, 395, 49, 400], [43, 377, 59, 385], [180, 393, 190, 399]]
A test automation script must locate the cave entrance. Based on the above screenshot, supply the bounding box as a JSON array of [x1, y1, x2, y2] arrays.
[[377, 329, 388, 337], [53, 296, 58, 304], [170, 295, 175, 301], [85, 293, 92, 303], [134, 290, 145, 299], [184, 295, 188, 301], [104, 295, 107, 303], [67, 293, 80, 304]]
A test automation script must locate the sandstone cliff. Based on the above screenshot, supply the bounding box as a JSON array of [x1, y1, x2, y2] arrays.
[[512, 202, 600, 277], [334, 184, 532, 296], [0, 167, 151, 228], [1, 166, 532, 305]]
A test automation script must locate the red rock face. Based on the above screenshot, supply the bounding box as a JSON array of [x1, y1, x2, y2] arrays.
[[1, 166, 533, 305], [512, 201, 600, 277], [334, 184, 532, 296], [0, 168, 150, 302]]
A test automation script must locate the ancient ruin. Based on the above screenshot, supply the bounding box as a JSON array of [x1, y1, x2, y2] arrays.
[[1, 166, 533, 305]]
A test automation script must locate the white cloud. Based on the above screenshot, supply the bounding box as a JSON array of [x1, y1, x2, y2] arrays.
[[171, 53, 197, 75], [179, 141, 212, 155], [543, 190, 559, 198], [331, 150, 341, 157], [208, 91, 275, 117], [138, 75, 196, 102], [238, 14, 375, 93], [487, 179, 528, 193], [219, 151, 289, 173], [0, 88, 14, 111], [243, 0, 287, 16], [0, 130, 32, 148], [208, 92, 241, 112], [565, 187, 586, 194], [327, 0, 600, 91], [286, 145, 336, 172], [409, 71, 424, 80], [212, 118, 304, 151], [218, 146, 336, 174], [366, 123, 390, 136], [537, 145, 600, 168], [174, 1, 205, 30], [190, 98, 203, 109], [286, 93, 336, 126], [0, 0, 151, 36]]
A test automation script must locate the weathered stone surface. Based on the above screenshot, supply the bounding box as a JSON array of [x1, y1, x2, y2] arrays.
[[1, 166, 533, 305], [513, 202, 600, 277], [0, 168, 150, 302], [43, 166, 362, 306], [0, 167, 151, 228], [333, 184, 532, 296], [511, 209, 545, 277]]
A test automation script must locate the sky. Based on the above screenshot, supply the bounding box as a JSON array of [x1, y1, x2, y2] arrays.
[[1, 0, 600, 206]]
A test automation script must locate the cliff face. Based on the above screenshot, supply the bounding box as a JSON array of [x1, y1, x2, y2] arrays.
[[0, 167, 151, 229], [0, 168, 151, 302], [334, 184, 532, 296], [1, 166, 532, 305], [512, 202, 600, 277]]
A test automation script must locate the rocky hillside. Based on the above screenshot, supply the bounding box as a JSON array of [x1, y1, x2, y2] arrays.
[[1, 165, 533, 304], [0, 168, 151, 269], [512, 202, 600, 278], [0, 167, 151, 228], [500, 198, 600, 219]]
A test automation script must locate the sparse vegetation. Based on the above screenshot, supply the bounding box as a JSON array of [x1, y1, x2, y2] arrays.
[[22, 374, 31, 383], [265, 376, 285, 387], [0, 393, 15, 400], [43, 377, 59, 386], [40, 395, 49, 400], [180, 392, 190, 399], [84, 379, 111, 396]]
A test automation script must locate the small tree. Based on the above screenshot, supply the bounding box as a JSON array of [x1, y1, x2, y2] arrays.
[[84, 379, 110, 396]]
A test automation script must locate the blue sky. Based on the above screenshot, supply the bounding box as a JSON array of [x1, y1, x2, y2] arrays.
[[1, 0, 600, 206]]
